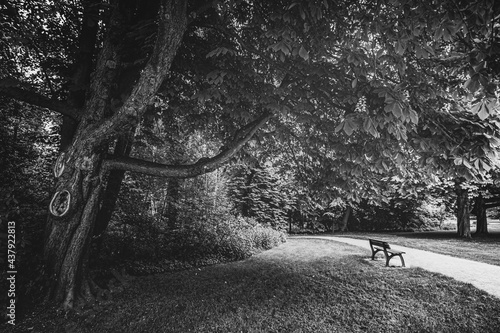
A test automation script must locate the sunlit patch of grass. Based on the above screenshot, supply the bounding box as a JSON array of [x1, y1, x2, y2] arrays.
[[8, 239, 500, 332]]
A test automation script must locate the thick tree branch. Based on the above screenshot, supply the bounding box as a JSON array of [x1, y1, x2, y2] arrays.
[[87, 0, 188, 146], [61, 0, 101, 150], [0, 80, 81, 120], [484, 202, 500, 209], [103, 111, 272, 177]]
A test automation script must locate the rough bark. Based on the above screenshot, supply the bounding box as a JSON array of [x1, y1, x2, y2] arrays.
[[456, 182, 471, 238], [44, 145, 105, 308], [85, 1, 189, 146], [474, 194, 488, 235]]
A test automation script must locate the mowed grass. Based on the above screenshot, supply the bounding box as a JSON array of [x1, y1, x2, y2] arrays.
[[9, 239, 500, 333], [333, 228, 500, 266]]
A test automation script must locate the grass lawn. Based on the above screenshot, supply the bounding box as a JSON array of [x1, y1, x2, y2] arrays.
[[332, 225, 500, 266], [6, 238, 500, 333]]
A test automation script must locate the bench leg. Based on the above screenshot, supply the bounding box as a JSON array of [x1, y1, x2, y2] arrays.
[[371, 249, 382, 260], [399, 254, 405, 267], [386, 254, 406, 267]]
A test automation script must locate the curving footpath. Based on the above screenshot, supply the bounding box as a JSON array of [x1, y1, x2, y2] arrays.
[[292, 235, 500, 299]]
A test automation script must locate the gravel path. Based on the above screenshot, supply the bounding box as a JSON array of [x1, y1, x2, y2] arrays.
[[292, 235, 500, 299]]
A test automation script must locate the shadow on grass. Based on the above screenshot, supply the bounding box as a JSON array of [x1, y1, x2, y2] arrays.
[[8, 239, 500, 333]]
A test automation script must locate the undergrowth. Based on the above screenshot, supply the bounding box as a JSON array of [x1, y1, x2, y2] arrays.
[[96, 216, 286, 276]]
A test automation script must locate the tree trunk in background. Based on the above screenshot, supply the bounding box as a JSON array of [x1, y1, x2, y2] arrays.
[[456, 183, 471, 238], [339, 206, 351, 232], [474, 194, 488, 235], [93, 133, 134, 250]]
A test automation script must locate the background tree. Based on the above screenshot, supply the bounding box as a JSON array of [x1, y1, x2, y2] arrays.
[[227, 163, 292, 229]]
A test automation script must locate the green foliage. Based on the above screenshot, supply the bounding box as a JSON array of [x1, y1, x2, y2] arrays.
[[226, 0, 500, 205], [0, 0, 80, 95], [416, 198, 452, 230], [352, 196, 423, 232], [166, 216, 286, 262], [350, 190, 455, 232], [285, 191, 342, 233], [100, 213, 286, 275], [99, 127, 287, 272], [0, 99, 59, 308], [227, 164, 291, 229], [4, 0, 500, 222]]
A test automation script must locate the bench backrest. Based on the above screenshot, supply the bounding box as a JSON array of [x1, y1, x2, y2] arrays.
[[369, 239, 390, 249]]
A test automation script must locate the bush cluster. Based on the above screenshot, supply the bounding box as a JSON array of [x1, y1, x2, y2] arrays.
[[415, 198, 451, 230], [164, 215, 286, 262], [98, 215, 287, 275]]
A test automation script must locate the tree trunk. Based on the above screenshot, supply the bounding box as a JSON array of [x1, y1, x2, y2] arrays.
[[474, 194, 488, 235], [339, 206, 351, 232], [43, 0, 188, 309], [43, 0, 108, 308], [44, 146, 105, 309], [456, 182, 471, 238], [92, 132, 134, 256]]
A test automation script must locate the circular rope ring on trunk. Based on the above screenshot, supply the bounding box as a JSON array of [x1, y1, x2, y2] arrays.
[[53, 153, 65, 178], [49, 190, 71, 217]]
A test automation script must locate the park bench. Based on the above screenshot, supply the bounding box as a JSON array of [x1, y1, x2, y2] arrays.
[[369, 239, 406, 267]]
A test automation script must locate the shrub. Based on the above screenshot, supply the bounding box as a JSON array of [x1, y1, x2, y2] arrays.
[[165, 216, 287, 263], [246, 222, 287, 250], [414, 197, 455, 230]]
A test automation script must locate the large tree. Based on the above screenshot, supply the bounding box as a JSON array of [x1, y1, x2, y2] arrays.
[[1, 0, 271, 309], [1, 0, 499, 309]]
